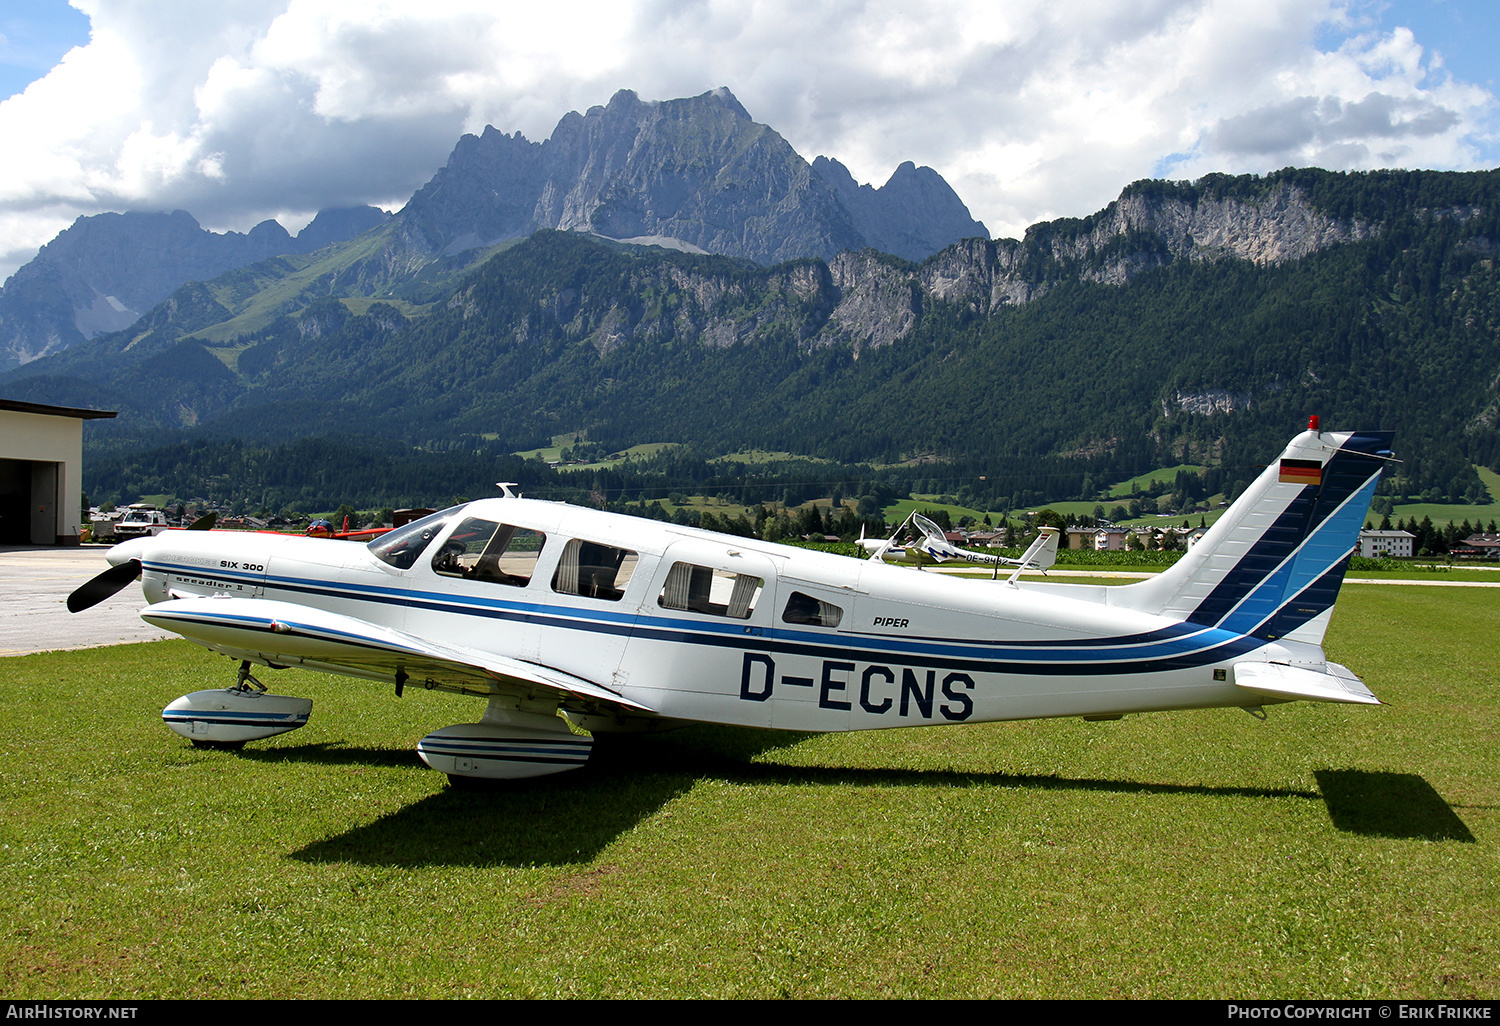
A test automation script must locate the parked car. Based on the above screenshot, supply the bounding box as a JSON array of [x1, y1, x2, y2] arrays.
[[114, 505, 171, 539]]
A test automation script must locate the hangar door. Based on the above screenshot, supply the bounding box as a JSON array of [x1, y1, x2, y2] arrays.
[[0, 459, 61, 545]]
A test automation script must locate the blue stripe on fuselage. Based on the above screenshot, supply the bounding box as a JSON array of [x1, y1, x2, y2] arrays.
[[145, 560, 1265, 679]]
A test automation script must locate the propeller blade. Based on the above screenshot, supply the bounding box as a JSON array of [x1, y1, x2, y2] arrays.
[[67, 558, 142, 613], [187, 512, 216, 530]]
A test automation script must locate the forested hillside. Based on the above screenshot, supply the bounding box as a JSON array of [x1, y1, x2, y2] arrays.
[[5, 167, 1498, 512]]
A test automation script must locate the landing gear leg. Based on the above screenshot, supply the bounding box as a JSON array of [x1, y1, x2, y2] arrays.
[[233, 660, 268, 694]]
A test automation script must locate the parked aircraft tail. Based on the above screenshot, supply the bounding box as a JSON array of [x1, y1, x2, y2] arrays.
[[1016, 525, 1059, 572], [1112, 419, 1393, 647]]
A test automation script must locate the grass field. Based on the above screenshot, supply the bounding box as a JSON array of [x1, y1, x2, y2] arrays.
[[713, 450, 836, 466], [512, 435, 678, 470], [1107, 464, 1207, 497], [1384, 467, 1499, 527], [2, 585, 1496, 998], [882, 496, 1005, 523]]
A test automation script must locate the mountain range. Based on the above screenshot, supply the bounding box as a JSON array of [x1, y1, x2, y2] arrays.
[[0, 206, 391, 369], [0, 88, 985, 372], [0, 88, 1496, 514]]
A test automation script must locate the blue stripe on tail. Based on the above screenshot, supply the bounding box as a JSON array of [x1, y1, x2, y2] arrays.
[[1189, 430, 1391, 637]]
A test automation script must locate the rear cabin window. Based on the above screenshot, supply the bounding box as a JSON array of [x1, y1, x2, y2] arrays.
[[551, 539, 638, 602], [657, 563, 763, 619], [782, 591, 844, 628], [431, 518, 546, 587]]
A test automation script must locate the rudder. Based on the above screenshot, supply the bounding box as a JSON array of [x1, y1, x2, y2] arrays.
[[1113, 422, 1393, 645]]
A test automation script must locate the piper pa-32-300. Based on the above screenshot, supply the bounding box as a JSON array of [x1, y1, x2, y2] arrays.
[[68, 418, 1391, 783]]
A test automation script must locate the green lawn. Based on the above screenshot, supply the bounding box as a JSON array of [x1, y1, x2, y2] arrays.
[[2, 585, 1495, 998], [712, 449, 835, 466], [1107, 464, 1206, 497], [1386, 466, 1499, 527], [882, 497, 1006, 523], [512, 435, 678, 470]]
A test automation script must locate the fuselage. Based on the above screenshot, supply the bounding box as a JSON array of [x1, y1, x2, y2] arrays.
[[113, 499, 1287, 732]]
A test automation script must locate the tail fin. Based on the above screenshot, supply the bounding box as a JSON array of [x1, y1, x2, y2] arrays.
[[1113, 424, 1392, 645], [1018, 526, 1060, 571]]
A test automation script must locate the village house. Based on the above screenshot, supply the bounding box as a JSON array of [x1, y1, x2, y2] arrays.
[[1358, 529, 1415, 558]]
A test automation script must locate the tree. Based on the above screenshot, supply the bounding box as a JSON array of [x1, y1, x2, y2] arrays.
[[1035, 508, 1068, 532]]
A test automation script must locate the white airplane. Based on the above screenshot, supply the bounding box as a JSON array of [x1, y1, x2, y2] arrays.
[[69, 419, 1392, 783], [859, 513, 1059, 580]]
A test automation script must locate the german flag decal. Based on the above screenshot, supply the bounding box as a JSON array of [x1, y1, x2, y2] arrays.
[[1279, 458, 1322, 485]]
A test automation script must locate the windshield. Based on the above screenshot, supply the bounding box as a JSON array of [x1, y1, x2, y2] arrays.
[[367, 506, 462, 569]]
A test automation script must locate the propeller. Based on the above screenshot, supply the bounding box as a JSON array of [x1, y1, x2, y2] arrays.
[[67, 558, 142, 613], [187, 511, 216, 530]]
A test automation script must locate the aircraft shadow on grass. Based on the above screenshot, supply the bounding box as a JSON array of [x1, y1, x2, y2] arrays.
[[279, 725, 1471, 869], [284, 724, 812, 868], [1315, 769, 1475, 842]]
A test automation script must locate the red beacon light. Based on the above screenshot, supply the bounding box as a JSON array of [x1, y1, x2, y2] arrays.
[[1308, 414, 1320, 433]]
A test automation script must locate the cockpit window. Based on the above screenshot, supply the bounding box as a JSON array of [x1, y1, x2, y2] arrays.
[[368, 508, 458, 570], [431, 519, 546, 587], [657, 563, 763, 619]]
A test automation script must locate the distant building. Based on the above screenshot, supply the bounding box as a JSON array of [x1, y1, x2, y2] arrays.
[[0, 399, 116, 545], [1358, 529, 1414, 559], [1452, 533, 1500, 560], [1063, 526, 1130, 551]]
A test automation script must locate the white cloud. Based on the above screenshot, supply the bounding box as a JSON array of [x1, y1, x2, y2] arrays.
[[0, 0, 1495, 280]]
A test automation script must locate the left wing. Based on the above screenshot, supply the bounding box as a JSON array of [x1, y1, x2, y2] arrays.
[[140, 596, 654, 713]]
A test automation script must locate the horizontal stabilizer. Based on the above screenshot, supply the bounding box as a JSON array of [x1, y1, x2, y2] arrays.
[[1233, 660, 1380, 706]]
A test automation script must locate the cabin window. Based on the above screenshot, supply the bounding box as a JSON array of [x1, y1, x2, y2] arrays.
[[552, 539, 638, 601], [782, 591, 843, 628], [431, 518, 546, 586], [368, 509, 457, 570], [657, 563, 763, 619]]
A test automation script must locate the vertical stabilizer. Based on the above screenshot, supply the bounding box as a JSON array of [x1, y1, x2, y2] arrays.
[[1111, 425, 1392, 645]]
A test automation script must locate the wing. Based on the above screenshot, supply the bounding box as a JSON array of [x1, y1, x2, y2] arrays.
[[140, 596, 654, 714]]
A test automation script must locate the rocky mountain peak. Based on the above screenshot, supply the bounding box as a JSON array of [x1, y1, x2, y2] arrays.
[[812, 155, 989, 262], [398, 89, 983, 266]]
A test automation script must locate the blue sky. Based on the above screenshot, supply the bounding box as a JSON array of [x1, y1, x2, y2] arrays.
[[0, 1, 1495, 280], [1324, 1, 1495, 91], [0, 0, 88, 102]]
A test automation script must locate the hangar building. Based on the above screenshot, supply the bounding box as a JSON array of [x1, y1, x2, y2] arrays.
[[0, 399, 117, 545]]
